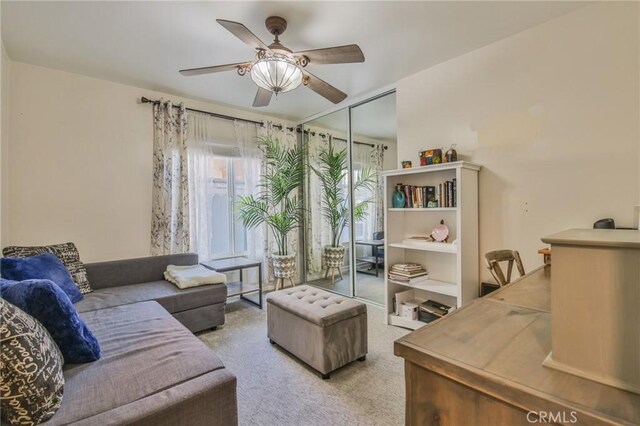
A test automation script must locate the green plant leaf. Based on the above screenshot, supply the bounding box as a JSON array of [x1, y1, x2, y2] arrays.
[[236, 136, 304, 256], [312, 144, 376, 246]]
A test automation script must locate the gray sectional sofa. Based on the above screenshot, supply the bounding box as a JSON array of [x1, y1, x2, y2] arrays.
[[43, 253, 237, 425]]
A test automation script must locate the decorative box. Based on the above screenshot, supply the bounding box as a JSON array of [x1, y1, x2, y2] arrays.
[[400, 302, 419, 320], [419, 149, 442, 166]]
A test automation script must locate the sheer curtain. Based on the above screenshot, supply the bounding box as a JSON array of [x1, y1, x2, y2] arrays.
[[187, 112, 240, 260], [234, 120, 265, 279], [187, 112, 236, 261], [185, 114, 290, 285]]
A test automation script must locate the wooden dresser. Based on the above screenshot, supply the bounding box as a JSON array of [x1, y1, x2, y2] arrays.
[[394, 267, 640, 425]]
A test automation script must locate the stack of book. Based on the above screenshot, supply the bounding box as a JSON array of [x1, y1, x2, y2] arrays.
[[388, 263, 428, 284]]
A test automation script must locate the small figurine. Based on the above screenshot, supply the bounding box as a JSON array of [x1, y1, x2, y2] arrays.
[[445, 144, 458, 162]]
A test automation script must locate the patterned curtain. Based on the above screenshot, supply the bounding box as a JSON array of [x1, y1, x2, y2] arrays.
[[150, 100, 190, 255], [371, 144, 385, 233], [257, 122, 300, 284]]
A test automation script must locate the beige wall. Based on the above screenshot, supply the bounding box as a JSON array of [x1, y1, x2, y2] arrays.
[[396, 2, 640, 280], [1, 42, 10, 248], [8, 62, 288, 262]]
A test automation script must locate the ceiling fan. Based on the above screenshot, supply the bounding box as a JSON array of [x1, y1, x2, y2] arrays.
[[179, 16, 365, 107]]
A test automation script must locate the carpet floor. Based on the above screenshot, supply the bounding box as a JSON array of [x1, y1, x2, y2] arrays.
[[198, 297, 409, 426]]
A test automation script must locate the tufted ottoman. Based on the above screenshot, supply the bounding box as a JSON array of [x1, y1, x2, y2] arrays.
[[266, 285, 367, 379]]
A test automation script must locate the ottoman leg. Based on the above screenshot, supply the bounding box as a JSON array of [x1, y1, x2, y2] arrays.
[[321, 372, 330, 380], [269, 338, 276, 345], [358, 355, 366, 362]]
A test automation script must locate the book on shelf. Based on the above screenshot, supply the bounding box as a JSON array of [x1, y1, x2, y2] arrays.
[[389, 269, 428, 278], [388, 274, 430, 284], [395, 182, 456, 208], [391, 263, 423, 272], [389, 263, 428, 283], [390, 263, 427, 275]]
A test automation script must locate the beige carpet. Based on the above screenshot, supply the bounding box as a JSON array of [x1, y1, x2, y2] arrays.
[[198, 297, 409, 426]]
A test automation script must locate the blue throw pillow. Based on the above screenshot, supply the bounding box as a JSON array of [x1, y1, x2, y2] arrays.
[[1, 253, 83, 303], [0, 278, 101, 364]]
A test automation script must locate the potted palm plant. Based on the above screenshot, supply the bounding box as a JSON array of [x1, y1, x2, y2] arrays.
[[311, 144, 376, 282], [237, 136, 304, 290]]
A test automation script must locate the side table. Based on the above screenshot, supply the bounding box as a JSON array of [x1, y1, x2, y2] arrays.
[[355, 240, 385, 277], [201, 257, 263, 309]]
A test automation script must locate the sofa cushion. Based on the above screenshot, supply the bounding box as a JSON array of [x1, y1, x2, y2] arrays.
[[0, 299, 65, 425], [0, 279, 101, 364], [83, 253, 198, 290], [1, 253, 83, 303], [45, 301, 226, 425], [3, 242, 92, 294], [74, 280, 227, 314], [266, 285, 367, 327]]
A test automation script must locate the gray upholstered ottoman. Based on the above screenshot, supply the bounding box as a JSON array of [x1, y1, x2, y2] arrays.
[[266, 285, 367, 379]]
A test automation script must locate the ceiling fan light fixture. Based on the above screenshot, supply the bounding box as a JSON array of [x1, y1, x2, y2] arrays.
[[250, 54, 303, 94]]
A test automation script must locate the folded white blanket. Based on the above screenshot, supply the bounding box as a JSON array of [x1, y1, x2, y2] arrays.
[[164, 264, 227, 289]]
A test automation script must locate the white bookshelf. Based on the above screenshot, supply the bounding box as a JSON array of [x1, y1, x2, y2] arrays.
[[382, 161, 481, 330]]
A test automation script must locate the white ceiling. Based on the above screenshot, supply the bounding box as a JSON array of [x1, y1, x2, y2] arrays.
[[1, 1, 589, 121]]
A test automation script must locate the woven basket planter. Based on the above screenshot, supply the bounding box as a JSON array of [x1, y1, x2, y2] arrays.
[[272, 254, 296, 279], [324, 246, 346, 269]]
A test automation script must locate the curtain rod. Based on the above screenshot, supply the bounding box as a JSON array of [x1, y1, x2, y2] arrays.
[[140, 96, 295, 131], [140, 96, 388, 149], [304, 130, 388, 150]]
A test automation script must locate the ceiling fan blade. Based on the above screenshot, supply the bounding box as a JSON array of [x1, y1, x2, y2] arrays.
[[217, 19, 270, 51], [295, 44, 365, 65], [179, 62, 251, 76], [303, 71, 347, 104], [253, 88, 273, 107]]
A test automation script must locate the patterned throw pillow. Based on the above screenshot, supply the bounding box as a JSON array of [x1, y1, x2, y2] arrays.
[[3, 242, 92, 294], [0, 298, 65, 425]]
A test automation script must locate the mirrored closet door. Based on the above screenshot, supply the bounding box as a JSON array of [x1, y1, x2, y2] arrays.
[[350, 92, 397, 305], [301, 91, 397, 304], [302, 109, 353, 297]]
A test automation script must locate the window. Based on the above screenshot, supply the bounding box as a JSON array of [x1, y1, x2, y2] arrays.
[[206, 155, 250, 259], [352, 166, 375, 241]]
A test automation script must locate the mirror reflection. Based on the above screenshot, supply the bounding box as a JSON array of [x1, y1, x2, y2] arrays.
[[351, 92, 397, 305], [302, 91, 397, 304], [302, 109, 353, 297]]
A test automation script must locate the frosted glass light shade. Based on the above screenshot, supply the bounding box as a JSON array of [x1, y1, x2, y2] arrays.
[[250, 55, 303, 94]]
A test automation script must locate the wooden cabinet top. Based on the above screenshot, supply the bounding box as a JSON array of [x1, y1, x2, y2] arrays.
[[541, 228, 640, 248], [394, 267, 640, 425]]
